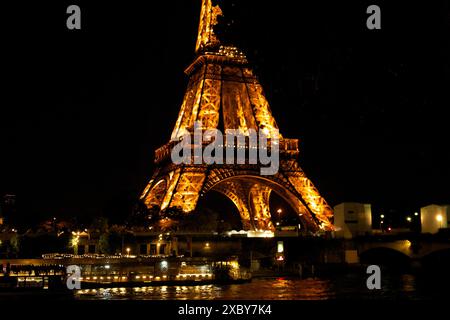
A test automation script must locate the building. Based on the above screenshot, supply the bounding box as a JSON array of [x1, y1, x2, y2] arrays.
[[333, 202, 372, 239], [421, 204, 449, 234], [73, 231, 97, 255]]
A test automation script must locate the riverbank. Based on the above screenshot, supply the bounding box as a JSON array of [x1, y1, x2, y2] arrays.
[[80, 277, 251, 289], [251, 263, 365, 278]]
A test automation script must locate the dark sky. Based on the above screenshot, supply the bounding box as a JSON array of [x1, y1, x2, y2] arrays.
[[1, 0, 449, 226]]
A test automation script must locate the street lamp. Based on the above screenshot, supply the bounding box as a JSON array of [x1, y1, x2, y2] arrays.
[[406, 217, 412, 222], [276, 208, 283, 224], [379, 214, 384, 230], [414, 212, 419, 216], [126, 247, 131, 256]]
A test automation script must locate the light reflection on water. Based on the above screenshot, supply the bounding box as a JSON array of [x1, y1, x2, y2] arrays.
[[74, 273, 431, 300]]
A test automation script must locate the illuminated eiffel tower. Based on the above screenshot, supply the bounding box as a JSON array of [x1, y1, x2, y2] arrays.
[[140, 0, 333, 233]]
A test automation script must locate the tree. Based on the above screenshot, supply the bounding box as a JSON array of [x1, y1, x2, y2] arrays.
[[177, 208, 219, 232], [109, 224, 129, 254], [98, 233, 110, 254], [90, 217, 109, 233]]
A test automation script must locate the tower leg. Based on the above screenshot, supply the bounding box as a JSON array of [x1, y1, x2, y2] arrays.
[[248, 184, 274, 231]]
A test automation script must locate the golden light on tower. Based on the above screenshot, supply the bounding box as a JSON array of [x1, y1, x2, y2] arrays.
[[195, 0, 222, 54], [140, 0, 334, 233]]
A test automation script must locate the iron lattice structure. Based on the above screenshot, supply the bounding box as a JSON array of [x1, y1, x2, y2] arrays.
[[140, 0, 333, 233]]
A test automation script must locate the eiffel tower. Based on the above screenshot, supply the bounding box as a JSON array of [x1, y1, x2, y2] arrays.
[[140, 0, 333, 233]]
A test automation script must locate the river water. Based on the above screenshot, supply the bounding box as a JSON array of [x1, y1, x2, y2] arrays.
[[74, 273, 444, 300]]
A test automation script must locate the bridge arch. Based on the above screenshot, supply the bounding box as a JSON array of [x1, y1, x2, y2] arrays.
[[422, 248, 450, 268], [359, 247, 412, 270]]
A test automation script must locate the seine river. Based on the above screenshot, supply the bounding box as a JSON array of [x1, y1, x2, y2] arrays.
[[74, 273, 444, 300]]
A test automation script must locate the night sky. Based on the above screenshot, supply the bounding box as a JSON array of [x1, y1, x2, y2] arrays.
[[1, 0, 449, 227]]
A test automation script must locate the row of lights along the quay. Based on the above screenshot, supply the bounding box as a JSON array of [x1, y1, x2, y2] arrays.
[[379, 211, 420, 231], [379, 211, 445, 230]]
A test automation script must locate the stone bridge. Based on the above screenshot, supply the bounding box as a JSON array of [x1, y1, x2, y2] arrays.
[[355, 236, 450, 264]]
